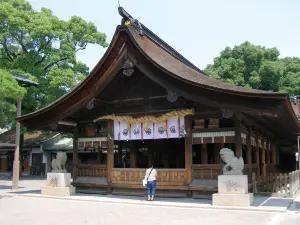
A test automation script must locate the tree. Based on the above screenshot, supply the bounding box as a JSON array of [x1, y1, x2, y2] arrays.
[[0, 69, 26, 127], [0, 0, 108, 127], [204, 41, 300, 95]]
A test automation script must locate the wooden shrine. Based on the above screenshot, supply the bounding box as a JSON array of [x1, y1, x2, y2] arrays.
[[16, 8, 300, 197]]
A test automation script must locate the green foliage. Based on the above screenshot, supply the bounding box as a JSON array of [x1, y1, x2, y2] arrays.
[[0, 0, 108, 127], [204, 41, 300, 95], [0, 69, 26, 127]]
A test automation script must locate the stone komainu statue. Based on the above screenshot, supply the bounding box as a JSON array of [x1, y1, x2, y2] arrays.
[[51, 152, 67, 173], [220, 148, 244, 175]]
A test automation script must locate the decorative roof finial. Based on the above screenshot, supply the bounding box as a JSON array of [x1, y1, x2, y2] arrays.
[[118, 7, 144, 36]]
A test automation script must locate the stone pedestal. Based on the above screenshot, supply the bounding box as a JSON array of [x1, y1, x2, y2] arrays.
[[41, 173, 75, 197], [213, 175, 253, 207]]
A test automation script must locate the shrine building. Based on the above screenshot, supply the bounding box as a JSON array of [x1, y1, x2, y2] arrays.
[[16, 8, 300, 197]]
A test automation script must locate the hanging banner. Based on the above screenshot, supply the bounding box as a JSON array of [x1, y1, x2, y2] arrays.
[[143, 123, 154, 140], [154, 122, 167, 139], [114, 121, 120, 140], [131, 123, 142, 140], [179, 117, 186, 137], [167, 117, 180, 138], [120, 122, 130, 140]]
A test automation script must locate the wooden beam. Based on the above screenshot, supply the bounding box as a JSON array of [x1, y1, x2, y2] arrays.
[[239, 113, 274, 138]]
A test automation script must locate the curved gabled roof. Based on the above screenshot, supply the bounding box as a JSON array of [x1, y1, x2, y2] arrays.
[[17, 7, 300, 135], [127, 25, 276, 96]]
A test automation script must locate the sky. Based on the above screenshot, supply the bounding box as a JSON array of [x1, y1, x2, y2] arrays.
[[28, 0, 300, 71]]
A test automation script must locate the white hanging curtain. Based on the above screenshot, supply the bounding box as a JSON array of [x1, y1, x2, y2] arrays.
[[154, 122, 167, 139], [167, 117, 180, 138], [130, 123, 142, 140], [113, 121, 120, 140], [143, 123, 154, 140], [119, 122, 130, 140]]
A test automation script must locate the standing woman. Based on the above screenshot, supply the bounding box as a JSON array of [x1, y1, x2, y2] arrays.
[[145, 162, 157, 201]]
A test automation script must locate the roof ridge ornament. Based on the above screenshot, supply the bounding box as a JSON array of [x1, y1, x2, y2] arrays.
[[118, 7, 144, 36]]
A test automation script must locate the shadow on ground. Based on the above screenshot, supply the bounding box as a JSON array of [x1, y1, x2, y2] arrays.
[[9, 190, 41, 194], [253, 196, 293, 208], [75, 193, 212, 205]]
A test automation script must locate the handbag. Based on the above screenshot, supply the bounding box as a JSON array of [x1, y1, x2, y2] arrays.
[[142, 167, 154, 187]]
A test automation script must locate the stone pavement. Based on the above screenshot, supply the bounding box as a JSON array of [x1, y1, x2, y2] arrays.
[[1, 194, 300, 225], [0, 177, 298, 213]]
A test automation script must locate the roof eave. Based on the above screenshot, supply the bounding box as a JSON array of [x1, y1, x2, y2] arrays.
[[17, 26, 126, 123]]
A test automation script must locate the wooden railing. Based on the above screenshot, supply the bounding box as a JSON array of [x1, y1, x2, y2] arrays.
[[252, 170, 300, 197], [191, 164, 257, 181], [192, 164, 222, 180], [111, 168, 186, 185], [76, 164, 107, 178]]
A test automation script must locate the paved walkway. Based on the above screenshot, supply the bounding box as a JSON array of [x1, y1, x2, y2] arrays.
[[1, 194, 300, 225], [0, 178, 297, 213]]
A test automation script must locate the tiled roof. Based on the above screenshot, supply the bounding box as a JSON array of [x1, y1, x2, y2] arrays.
[[11, 72, 39, 86], [0, 130, 59, 147], [126, 23, 277, 95]]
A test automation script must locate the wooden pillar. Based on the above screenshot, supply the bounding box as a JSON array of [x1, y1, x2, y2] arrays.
[[271, 141, 276, 173], [201, 144, 208, 164], [24, 154, 30, 172], [130, 148, 137, 168], [97, 146, 103, 164], [107, 120, 114, 183], [184, 116, 193, 185], [255, 136, 260, 176], [266, 140, 270, 175], [118, 148, 121, 166], [235, 120, 242, 158], [72, 126, 79, 179], [261, 139, 266, 177], [0, 156, 8, 172], [214, 144, 220, 164], [246, 129, 252, 176]]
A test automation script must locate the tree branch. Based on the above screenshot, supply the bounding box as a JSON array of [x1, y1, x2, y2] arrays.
[[12, 32, 28, 53], [43, 57, 68, 71], [34, 55, 47, 66], [38, 38, 52, 53], [0, 39, 14, 62], [75, 43, 87, 52]]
